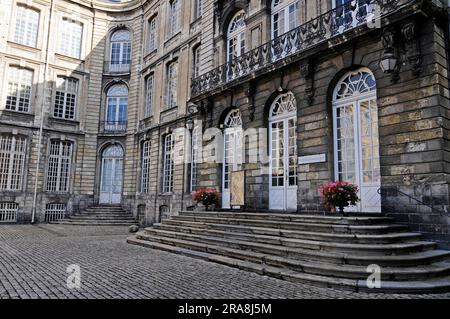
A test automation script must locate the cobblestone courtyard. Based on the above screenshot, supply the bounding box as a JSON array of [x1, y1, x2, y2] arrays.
[[0, 224, 449, 299]]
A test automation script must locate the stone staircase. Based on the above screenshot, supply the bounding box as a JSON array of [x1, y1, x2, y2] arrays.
[[127, 211, 450, 293], [51, 206, 137, 226]]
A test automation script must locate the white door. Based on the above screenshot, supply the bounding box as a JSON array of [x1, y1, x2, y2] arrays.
[[100, 145, 124, 205], [269, 93, 298, 212], [222, 109, 243, 209], [333, 69, 381, 213]]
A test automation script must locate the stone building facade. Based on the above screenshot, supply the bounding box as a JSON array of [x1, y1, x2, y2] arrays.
[[0, 0, 449, 246]]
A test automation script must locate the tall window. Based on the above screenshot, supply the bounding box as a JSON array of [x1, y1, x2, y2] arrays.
[[192, 45, 201, 78], [0, 135, 27, 191], [144, 74, 154, 118], [54, 77, 78, 120], [165, 61, 178, 109], [141, 140, 151, 193], [271, 0, 300, 38], [190, 126, 200, 192], [162, 134, 174, 193], [194, 0, 202, 19], [13, 5, 39, 47], [46, 140, 73, 193], [168, 0, 181, 38], [148, 17, 157, 52], [59, 18, 83, 59], [106, 84, 128, 131], [227, 10, 246, 62], [5, 67, 33, 113], [110, 29, 131, 72]]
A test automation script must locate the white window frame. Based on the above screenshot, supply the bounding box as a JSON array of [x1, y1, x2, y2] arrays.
[[5, 66, 33, 113], [0, 202, 18, 223], [190, 126, 200, 192], [46, 140, 73, 193], [141, 140, 151, 193], [165, 61, 178, 109], [106, 84, 128, 131], [0, 135, 27, 191], [109, 29, 132, 72], [13, 5, 40, 47], [168, 0, 181, 38], [54, 77, 78, 120], [59, 18, 83, 59], [144, 74, 154, 118], [227, 10, 246, 63], [271, 0, 300, 39], [194, 0, 202, 19], [148, 16, 157, 52], [162, 134, 174, 193], [193, 45, 201, 78]]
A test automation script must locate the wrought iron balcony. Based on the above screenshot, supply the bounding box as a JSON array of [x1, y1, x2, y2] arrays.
[[101, 121, 127, 133], [191, 0, 416, 98], [104, 60, 131, 74]]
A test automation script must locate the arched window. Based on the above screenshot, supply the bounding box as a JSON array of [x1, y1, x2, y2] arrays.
[[222, 109, 243, 209], [227, 10, 246, 62], [268, 92, 297, 211], [109, 29, 131, 72], [332, 68, 380, 212], [271, 0, 300, 39], [106, 84, 128, 131]]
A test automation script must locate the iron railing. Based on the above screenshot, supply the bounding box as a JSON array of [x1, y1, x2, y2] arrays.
[[104, 60, 131, 74], [378, 187, 448, 216], [101, 121, 127, 133], [191, 0, 415, 97]]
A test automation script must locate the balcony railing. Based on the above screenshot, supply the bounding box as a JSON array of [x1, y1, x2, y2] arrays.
[[191, 0, 415, 98], [101, 121, 127, 133], [104, 60, 131, 74]]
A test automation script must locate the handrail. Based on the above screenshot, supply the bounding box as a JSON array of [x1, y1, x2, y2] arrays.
[[377, 186, 448, 216], [191, 0, 417, 98]]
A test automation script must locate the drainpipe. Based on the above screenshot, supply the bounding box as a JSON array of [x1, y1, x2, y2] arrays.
[[31, 0, 55, 224]]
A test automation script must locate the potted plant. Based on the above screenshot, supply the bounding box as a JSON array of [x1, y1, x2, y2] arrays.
[[192, 188, 221, 211], [319, 181, 359, 215]]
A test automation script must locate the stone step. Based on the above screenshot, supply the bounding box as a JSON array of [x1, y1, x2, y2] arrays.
[[131, 232, 450, 280], [178, 211, 395, 225], [143, 228, 436, 256], [154, 222, 421, 244], [52, 220, 136, 226], [83, 210, 128, 214], [168, 217, 408, 235], [127, 236, 450, 293], [69, 215, 136, 220]]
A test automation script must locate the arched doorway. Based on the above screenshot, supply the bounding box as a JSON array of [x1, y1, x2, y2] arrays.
[[222, 109, 243, 209], [332, 68, 381, 212], [99, 144, 124, 205], [269, 92, 298, 211]]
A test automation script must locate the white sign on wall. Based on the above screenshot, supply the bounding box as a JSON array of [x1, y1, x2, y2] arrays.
[[298, 154, 327, 165]]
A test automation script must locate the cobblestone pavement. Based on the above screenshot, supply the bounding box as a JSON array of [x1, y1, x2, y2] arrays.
[[0, 224, 450, 299]]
